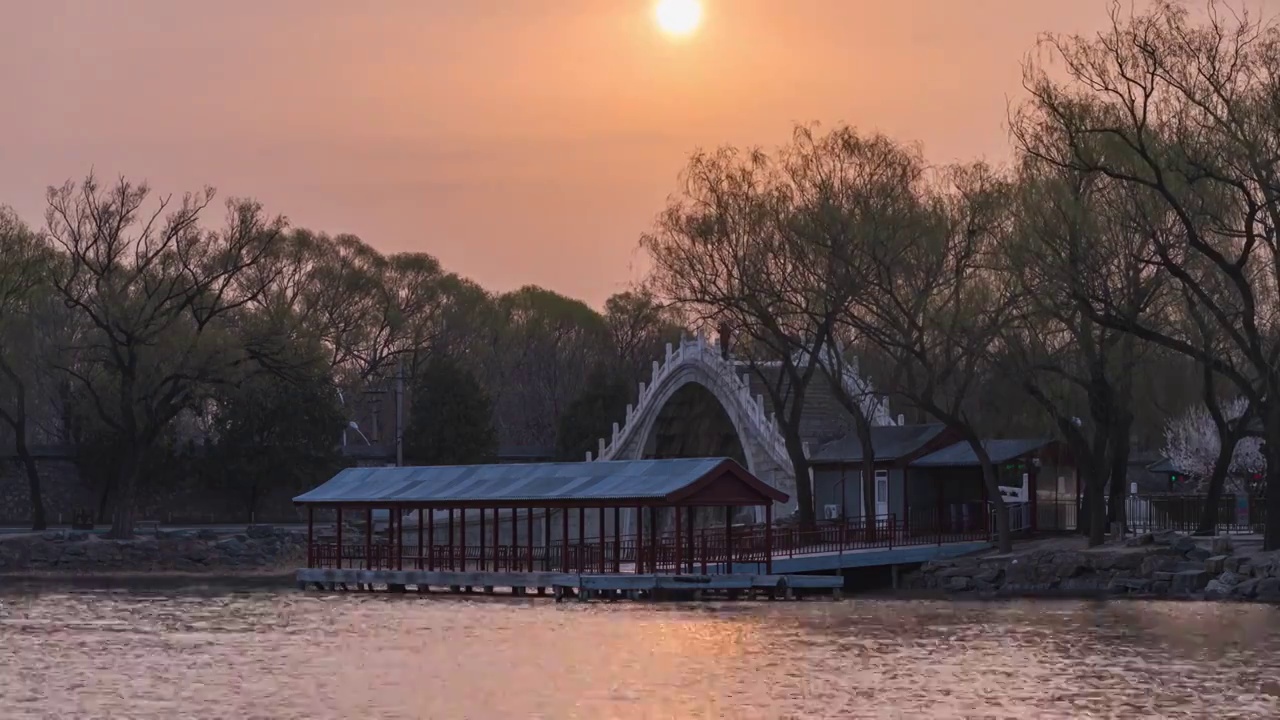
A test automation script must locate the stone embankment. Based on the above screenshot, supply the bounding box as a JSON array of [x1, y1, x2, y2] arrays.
[[907, 531, 1280, 603], [0, 526, 306, 574]]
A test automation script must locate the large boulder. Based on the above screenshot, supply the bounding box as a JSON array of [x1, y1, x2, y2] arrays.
[[1211, 536, 1233, 555], [945, 576, 973, 592], [1186, 548, 1212, 562], [1170, 569, 1209, 594], [1204, 579, 1232, 598], [1204, 556, 1229, 575], [1233, 578, 1262, 599], [1257, 578, 1280, 603], [215, 537, 248, 557], [1216, 571, 1245, 588], [1171, 536, 1197, 554], [246, 525, 276, 540]]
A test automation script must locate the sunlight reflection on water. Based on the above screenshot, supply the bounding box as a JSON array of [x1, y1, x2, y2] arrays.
[[1, 589, 1277, 719]]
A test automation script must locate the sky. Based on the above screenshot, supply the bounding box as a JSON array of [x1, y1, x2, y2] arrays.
[[0, 1, 1127, 306]]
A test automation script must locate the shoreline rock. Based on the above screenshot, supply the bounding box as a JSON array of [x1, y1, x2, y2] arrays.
[[0, 526, 306, 574], [906, 532, 1280, 604]]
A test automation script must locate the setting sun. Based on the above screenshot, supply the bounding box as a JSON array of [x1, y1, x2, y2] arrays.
[[655, 0, 702, 37]]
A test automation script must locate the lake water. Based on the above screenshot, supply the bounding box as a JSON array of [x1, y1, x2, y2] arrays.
[[1, 586, 1278, 719]]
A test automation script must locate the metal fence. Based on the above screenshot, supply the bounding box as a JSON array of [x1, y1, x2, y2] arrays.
[[1030, 495, 1266, 535]]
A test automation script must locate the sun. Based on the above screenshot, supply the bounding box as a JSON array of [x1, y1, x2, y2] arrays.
[[655, 0, 702, 37]]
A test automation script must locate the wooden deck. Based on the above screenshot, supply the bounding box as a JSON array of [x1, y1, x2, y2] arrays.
[[295, 568, 843, 601]]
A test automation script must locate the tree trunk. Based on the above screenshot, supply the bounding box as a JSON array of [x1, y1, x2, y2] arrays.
[[788, 447, 816, 528], [965, 435, 1011, 553], [1196, 439, 1235, 536], [856, 414, 876, 539], [16, 442, 46, 531], [1105, 419, 1131, 531], [0, 359, 45, 530], [109, 451, 140, 539], [1263, 401, 1280, 552], [1082, 450, 1108, 547]]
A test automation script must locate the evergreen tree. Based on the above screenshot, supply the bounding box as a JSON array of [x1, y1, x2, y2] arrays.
[[555, 367, 630, 461], [405, 356, 497, 465]]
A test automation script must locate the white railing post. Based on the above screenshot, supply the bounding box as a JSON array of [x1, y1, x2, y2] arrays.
[[585, 451, 593, 462], [612, 422, 620, 444], [598, 438, 606, 458]]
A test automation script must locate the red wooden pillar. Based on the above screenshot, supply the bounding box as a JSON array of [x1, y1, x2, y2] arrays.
[[543, 509, 552, 571], [636, 506, 645, 574], [460, 508, 468, 569], [561, 507, 570, 572], [306, 505, 314, 568], [685, 509, 695, 574], [648, 507, 658, 573], [764, 504, 773, 575], [335, 507, 343, 570], [492, 507, 500, 571], [365, 507, 373, 570], [597, 507, 606, 573], [416, 509, 424, 570], [426, 508, 435, 570], [612, 507, 621, 573], [396, 510, 404, 571], [724, 505, 733, 575], [504, 504, 514, 566], [674, 506, 683, 575], [447, 509, 455, 570], [576, 507, 585, 573], [526, 508, 535, 571]]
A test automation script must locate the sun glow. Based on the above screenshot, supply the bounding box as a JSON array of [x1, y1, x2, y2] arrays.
[[655, 0, 702, 37]]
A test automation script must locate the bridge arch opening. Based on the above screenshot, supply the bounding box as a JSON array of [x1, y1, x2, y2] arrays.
[[641, 381, 752, 530], [642, 381, 747, 465]]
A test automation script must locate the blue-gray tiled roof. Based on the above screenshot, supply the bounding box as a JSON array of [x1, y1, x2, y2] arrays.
[[910, 439, 1053, 467], [294, 457, 784, 505], [810, 424, 947, 463]]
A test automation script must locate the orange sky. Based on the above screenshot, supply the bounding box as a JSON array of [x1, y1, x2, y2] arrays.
[[0, 1, 1127, 306]]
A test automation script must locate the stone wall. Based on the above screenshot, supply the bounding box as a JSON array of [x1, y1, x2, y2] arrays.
[[906, 531, 1280, 603], [0, 526, 306, 573]]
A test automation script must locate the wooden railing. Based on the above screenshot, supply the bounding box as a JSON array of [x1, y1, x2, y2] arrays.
[[307, 509, 994, 574]]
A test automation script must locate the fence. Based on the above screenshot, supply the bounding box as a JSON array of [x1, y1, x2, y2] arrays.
[[1029, 495, 1266, 535], [307, 508, 997, 575], [1126, 494, 1266, 535]]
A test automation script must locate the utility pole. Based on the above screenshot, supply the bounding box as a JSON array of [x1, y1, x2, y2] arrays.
[[395, 358, 405, 467]]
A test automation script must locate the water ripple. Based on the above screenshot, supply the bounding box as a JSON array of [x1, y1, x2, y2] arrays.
[[0, 590, 1277, 718]]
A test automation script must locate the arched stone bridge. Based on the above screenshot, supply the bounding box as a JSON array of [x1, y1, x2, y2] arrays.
[[590, 335, 895, 521]]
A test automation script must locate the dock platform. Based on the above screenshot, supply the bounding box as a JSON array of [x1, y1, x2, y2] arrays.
[[295, 568, 843, 601]]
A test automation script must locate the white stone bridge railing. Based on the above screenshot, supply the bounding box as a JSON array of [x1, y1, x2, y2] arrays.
[[590, 335, 794, 473]]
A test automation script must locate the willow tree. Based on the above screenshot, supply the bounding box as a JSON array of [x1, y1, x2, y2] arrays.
[[644, 125, 885, 526], [843, 163, 1016, 552], [0, 208, 58, 530], [999, 160, 1167, 544], [777, 126, 929, 532], [44, 175, 286, 538], [1018, 0, 1280, 548]]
